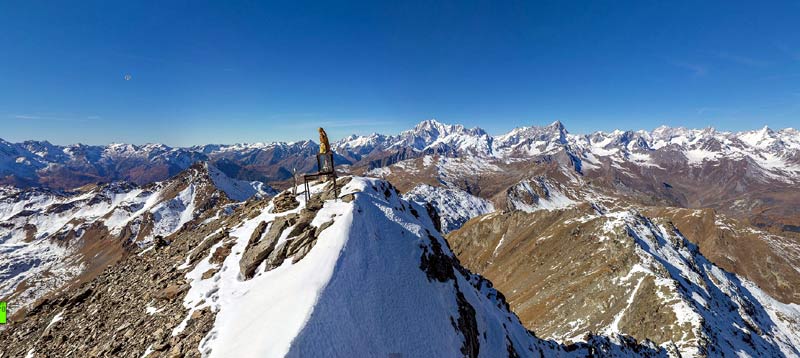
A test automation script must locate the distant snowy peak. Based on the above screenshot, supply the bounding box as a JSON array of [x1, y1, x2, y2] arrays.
[[493, 120, 569, 155], [332, 119, 495, 158], [3, 120, 800, 189], [393, 119, 491, 154], [404, 118, 488, 140], [192, 139, 318, 155], [333, 133, 389, 155], [337, 119, 799, 165]]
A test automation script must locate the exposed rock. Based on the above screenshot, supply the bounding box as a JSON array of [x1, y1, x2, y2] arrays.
[[0, 202, 240, 358], [318, 177, 353, 201], [247, 220, 269, 246], [419, 231, 456, 282], [210, 240, 234, 265], [155, 235, 170, 248], [272, 191, 299, 213], [264, 240, 290, 270], [239, 214, 296, 278], [186, 229, 229, 267], [68, 287, 93, 306], [201, 268, 218, 280], [455, 286, 480, 358], [424, 202, 442, 233], [314, 219, 335, 237], [159, 284, 188, 301], [239, 183, 347, 279]]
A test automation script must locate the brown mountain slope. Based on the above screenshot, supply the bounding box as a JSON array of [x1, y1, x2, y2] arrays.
[[447, 203, 800, 356], [641, 207, 800, 303]]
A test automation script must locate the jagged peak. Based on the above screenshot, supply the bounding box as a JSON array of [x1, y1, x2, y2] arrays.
[[547, 120, 567, 133], [414, 118, 446, 129], [21, 139, 56, 146], [409, 119, 486, 136]]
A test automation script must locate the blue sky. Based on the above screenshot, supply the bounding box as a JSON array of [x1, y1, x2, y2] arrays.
[[1, 0, 799, 146]]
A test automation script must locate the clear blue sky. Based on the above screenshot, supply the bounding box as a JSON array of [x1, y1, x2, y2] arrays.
[[1, 0, 799, 146]]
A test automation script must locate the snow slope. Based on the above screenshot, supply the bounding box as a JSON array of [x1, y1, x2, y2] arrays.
[[505, 177, 577, 212], [180, 177, 662, 357], [403, 184, 495, 233], [206, 162, 275, 201], [584, 209, 800, 356]]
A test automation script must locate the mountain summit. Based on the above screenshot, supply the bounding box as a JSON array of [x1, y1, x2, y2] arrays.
[[3, 176, 666, 357]]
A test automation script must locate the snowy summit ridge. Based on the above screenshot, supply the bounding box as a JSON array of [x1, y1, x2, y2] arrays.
[[181, 176, 663, 357]]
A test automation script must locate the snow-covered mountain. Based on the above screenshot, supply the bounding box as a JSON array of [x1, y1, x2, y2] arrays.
[[2, 176, 668, 357], [337, 119, 800, 181], [334, 119, 493, 159], [354, 120, 799, 231], [0, 138, 324, 188], [3, 120, 800, 357], [0, 162, 272, 310], [3, 119, 798, 192], [0, 138, 208, 188]]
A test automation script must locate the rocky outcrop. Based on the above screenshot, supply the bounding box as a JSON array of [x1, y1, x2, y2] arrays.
[[239, 179, 347, 279], [239, 215, 296, 279], [272, 191, 299, 213]]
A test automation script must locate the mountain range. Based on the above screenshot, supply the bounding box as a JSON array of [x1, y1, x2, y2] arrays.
[[4, 119, 798, 190], [2, 119, 800, 357]]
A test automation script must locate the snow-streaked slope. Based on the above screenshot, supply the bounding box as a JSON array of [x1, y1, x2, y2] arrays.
[[0, 163, 271, 309], [206, 162, 276, 201], [566, 209, 800, 357], [450, 204, 800, 357], [403, 184, 495, 233], [505, 177, 577, 212], [617, 210, 800, 357], [181, 177, 663, 357]]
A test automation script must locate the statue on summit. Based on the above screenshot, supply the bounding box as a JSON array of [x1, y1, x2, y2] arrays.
[[318, 127, 331, 154], [303, 127, 337, 202]]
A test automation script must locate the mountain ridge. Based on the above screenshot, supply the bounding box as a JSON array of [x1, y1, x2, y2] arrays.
[[1, 176, 670, 358], [0, 161, 273, 311]]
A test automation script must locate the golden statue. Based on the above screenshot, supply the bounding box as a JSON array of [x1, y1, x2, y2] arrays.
[[318, 127, 330, 154]]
